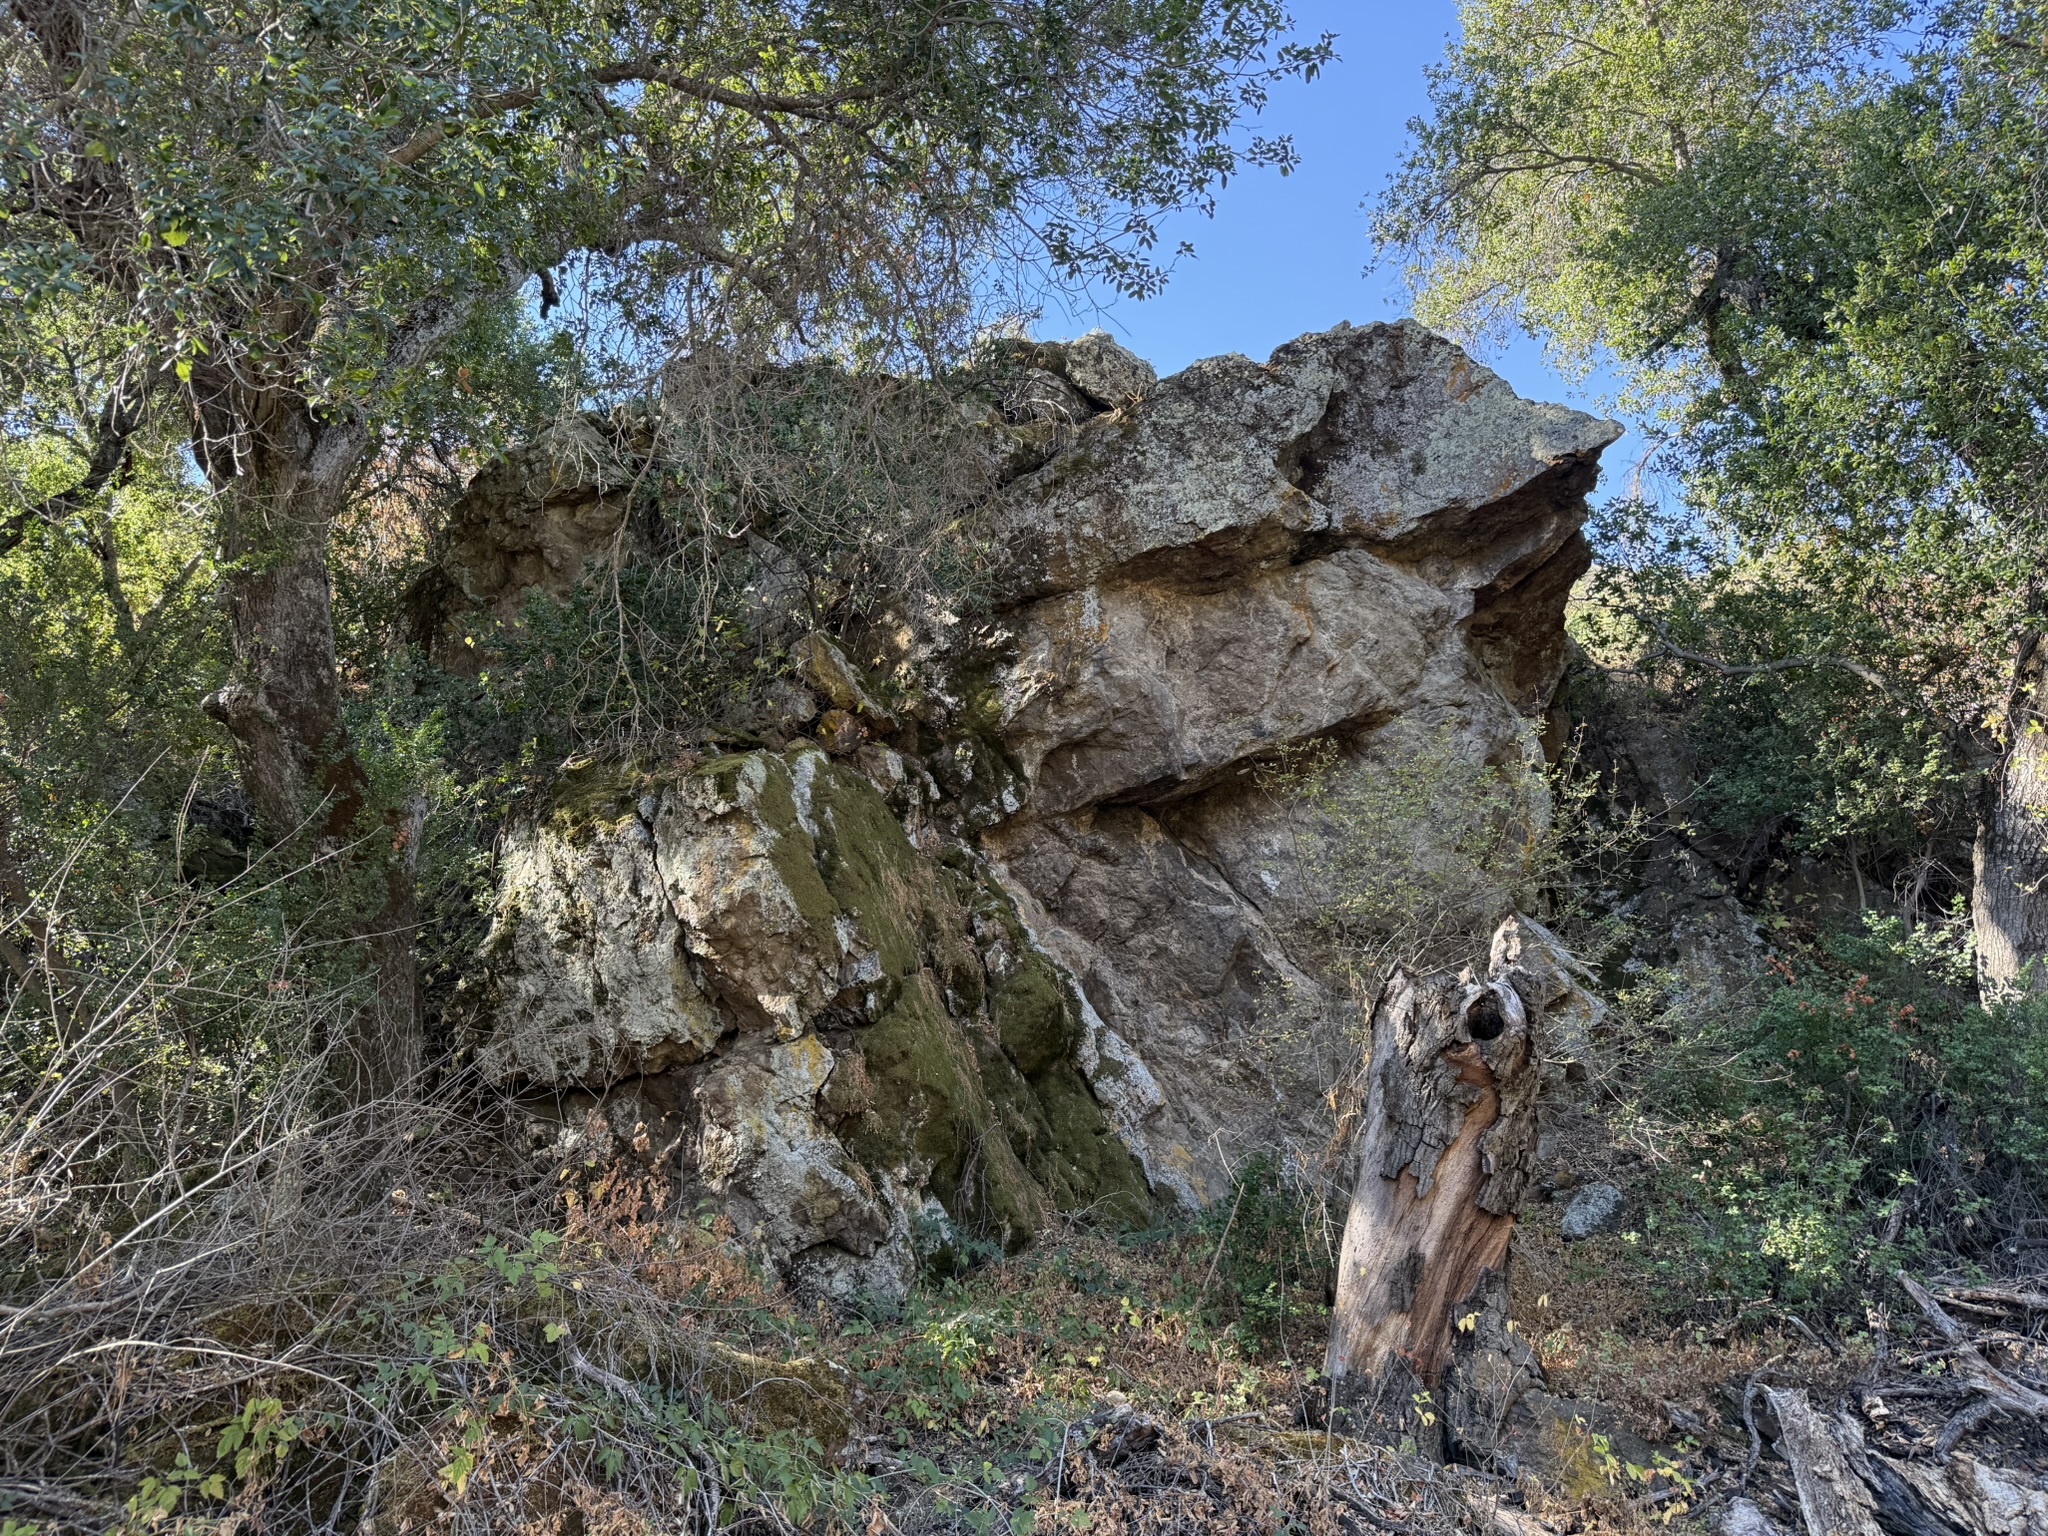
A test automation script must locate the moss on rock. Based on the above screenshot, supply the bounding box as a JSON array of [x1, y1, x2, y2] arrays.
[[700, 1340, 853, 1451], [544, 755, 662, 844], [507, 740, 1154, 1283], [989, 947, 1079, 1077], [849, 974, 1048, 1248]]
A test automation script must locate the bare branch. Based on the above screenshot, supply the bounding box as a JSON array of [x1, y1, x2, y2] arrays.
[[387, 60, 894, 170], [1645, 621, 1912, 708]]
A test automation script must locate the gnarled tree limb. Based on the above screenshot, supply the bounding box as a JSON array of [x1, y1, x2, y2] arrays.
[[0, 376, 160, 557], [1897, 1271, 2048, 1456], [1643, 621, 1910, 709]]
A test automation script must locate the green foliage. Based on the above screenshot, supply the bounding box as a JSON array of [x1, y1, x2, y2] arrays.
[[1619, 916, 2048, 1314], [3, 0, 1331, 431], [1194, 1154, 1334, 1360], [1573, 516, 1979, 861], [1376, 0, 1906, 377], [1273, 730, 1642, 1008], [914, 1209, 1007, 1286], [0, 416, 225, 793], [1396, 0, 2048, 897]]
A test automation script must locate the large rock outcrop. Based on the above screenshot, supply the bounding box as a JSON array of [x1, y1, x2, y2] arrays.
[[457, 321, 1619, 1297], [474, 748, 1150, 1300]]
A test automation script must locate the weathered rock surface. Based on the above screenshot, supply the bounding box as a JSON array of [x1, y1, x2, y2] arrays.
[[473, 747, 1150, 1298], [1560, 1181, 1627, 1241], [980, 322, 1617, 1204], [460, 321, 1620, 1295], [1491, 914, 1607, 1099], [432, 411, 649, 621]]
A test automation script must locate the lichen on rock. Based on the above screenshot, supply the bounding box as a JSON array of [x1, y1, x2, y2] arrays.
[[474, 743, 1150, 1298]]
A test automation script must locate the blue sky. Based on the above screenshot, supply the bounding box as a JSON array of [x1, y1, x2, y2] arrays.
[[1055, 0, 1649, 488]]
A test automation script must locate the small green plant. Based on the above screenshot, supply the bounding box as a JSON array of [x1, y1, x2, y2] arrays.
[[923, 1310, 994, 1375], [1194, 1153, 1335, 1359]]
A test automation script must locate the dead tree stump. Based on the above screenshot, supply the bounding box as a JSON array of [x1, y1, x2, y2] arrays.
[[1324, 928, 1547, 1458]]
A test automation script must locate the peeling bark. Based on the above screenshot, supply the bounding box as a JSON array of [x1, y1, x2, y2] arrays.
[[1765, 1388, 1885, 1536], [1761, 1381, 2048, 1536], [1324, 927, 1546, 1455]]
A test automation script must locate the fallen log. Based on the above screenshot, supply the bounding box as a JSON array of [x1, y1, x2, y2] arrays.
[[1765, 1387, 1884, 1536], [1875, 1450, 2048, 1535], [1898, 1273, 2048, 1455], [1760, 1384, 2048, 1536], [1936, 1285, 2048, 1322]]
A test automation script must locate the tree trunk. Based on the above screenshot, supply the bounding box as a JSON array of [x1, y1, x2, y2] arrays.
[[203, 413, 421, 1102], [1974, 633, 2048, 1000], [1325, 933, 1545, 1457]]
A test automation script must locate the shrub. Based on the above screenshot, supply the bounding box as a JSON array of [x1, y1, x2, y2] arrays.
[[1621, 914, 2048, 1318], [0, 798, 859, 1532], [409, 359, 1002, 775], [1193, 1154, 1336, 1361]]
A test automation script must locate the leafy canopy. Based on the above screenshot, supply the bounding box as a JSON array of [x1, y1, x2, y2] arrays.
[[2, 0, 1331, 437], [1382, 0, 2048, 864]]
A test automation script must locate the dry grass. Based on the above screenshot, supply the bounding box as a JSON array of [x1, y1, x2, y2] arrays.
[[4, 1112, 1930, 1536]]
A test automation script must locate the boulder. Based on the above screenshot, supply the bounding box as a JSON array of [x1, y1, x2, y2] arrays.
[[470, 746, 1150, 1300], [461, 322, 1621, 1291], [431, 410, 649, 619], [1560, 1181, 1627, 1241], [981, 321, 1618, 1200], [1060, 330, 1156, 408]]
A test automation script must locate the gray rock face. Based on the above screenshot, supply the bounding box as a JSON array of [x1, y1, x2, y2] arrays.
[[1560, 1181, 1627, 1240], [1060, 330, 1157, 408], [471, 749, 1150, 1301], [981, 321, 1618, 1202], [1492, 914, 1608, 1099], [460, 321, 1620, 1289]]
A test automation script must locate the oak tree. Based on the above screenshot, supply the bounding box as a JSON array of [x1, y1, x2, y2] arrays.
[[2, 0, 1330, 1096], [1380, 0, 2048, 995]]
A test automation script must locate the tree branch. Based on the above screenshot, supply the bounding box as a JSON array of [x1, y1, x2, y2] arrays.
[[387, 60, 893, 169], [1645, 623, 1910, 707], [92, 510, 140, 652], [590, 59, 891, 117], [0, 376, 159, 557]]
